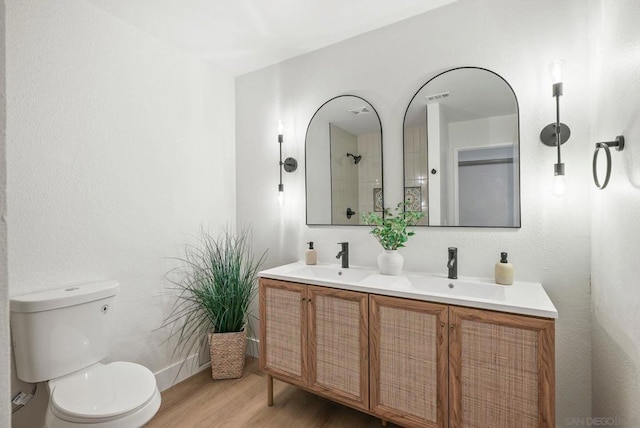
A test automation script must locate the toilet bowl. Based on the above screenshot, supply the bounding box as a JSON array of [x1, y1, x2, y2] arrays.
[[45, 362, 161, 428], [10, 281, 162, 427]]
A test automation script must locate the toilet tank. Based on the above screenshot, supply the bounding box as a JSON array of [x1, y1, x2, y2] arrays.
[[10, 281, 120, 383]]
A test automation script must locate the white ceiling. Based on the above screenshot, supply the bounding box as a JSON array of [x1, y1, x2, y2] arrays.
[[84, 0, 458, 76], [314, 96, 381, 136], [405, 68, 518, 127]]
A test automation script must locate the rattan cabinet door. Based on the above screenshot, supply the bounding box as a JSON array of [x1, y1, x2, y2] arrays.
[[449, 306, 555, 428], [369, 295, 449, 428], [307, 286, 369, 411], [259, 279, 308, 387]]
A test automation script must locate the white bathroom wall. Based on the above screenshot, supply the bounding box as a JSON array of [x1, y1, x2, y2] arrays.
[[590, 0, 640, 425], [236, 0, 593, 422], [6, 0, 235, 426], [0, 1, 10, 426]]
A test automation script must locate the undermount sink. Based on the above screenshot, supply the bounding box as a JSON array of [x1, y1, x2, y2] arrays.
[[405, 274, 507, 301], [272, 264, 505, 301], [286, 265, 373, 283]]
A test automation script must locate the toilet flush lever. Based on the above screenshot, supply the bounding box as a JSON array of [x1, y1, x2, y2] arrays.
[[12, 391, 34, 406]]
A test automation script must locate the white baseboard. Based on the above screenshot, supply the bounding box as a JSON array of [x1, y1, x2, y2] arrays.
[[154, 353, 210, 392], [246, 336, 259, 358], [154, 337, 260, 392]]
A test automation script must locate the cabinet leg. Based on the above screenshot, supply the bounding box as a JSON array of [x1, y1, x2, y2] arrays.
[[381, 419, 388, 427], [267, 374, 273, 406]]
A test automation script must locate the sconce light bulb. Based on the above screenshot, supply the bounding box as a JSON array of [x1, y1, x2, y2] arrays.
[[277, 120, 284, 137], [552, 174, 566, 197], [278, 183, 284, 206], [549, 60, 564, 84]]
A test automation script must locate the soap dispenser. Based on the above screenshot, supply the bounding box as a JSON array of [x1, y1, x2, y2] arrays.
[[495, 252, 513, 285], [305, 242, 317, 265]]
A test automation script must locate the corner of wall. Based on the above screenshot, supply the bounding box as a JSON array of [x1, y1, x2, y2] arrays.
[[588, 0, 640, 424], [0, 0, 10, 425]]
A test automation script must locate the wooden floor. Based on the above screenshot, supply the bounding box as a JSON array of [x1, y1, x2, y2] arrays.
[[147, 357, 396, 427]]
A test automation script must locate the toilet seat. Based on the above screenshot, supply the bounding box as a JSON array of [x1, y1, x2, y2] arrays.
[[48, 362, 159, 425]]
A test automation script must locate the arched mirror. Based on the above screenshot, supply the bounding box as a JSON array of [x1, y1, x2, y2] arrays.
[[306, 95, 383, 225], [403, 67, 520, 227]]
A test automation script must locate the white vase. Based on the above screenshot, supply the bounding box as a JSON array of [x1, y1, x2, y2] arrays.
[[377, 250, 404, 275]]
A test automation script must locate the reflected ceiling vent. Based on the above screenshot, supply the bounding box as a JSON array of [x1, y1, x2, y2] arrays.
[[425, 91, 450, 103], [348, 106, 371, 115]]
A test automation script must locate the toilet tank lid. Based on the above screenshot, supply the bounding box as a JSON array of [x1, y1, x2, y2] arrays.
[[10, 281, 120, 313]]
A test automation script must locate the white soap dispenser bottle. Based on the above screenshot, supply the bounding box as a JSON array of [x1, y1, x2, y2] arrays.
[[305, 242, 317, 265], [495, 252, 513, 285]]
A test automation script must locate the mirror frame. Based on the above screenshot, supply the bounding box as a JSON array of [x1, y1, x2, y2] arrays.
[[402, 66, 521, 228], [305, 94, 384, 226]]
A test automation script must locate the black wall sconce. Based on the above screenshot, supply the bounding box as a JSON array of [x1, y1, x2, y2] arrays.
[[593, 135, 625, 189], [540, 60, 571, 196], [278, 121, 298, 206]]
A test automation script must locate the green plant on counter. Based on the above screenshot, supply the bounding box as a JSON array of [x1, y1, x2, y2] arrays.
[[161, 227, 267, 362], [362, 202, 424, 250]]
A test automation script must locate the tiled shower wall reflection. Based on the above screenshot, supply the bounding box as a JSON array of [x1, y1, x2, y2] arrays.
[[330, 124, 359, 224], [357, 131, 382, 220], [330, 124, 381, 224], [404, 125, 429, 225]]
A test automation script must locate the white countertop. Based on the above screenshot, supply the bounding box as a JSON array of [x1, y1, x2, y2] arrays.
[[258, 261, 558, 319]]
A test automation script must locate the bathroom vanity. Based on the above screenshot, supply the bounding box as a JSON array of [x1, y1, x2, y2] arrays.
[[258, 262, 557, 428]]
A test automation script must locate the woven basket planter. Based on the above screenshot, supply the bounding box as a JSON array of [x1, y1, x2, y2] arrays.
[[208, 329, 247, 379]]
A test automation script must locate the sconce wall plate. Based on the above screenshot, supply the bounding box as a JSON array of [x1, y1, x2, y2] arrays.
[[283, 157, 298, 173], [540, 123, 571, 147]]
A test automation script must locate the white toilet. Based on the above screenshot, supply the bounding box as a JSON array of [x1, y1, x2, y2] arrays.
[[10, 281, 161, 427]]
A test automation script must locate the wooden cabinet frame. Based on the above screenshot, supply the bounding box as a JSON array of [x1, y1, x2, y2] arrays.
[[308, 285, 369, 410], [449, 306, 555, 427], [260, 279, 555, 428], [370, 295, 449, 428], [259, 279, 307, 388], [259, 279, 369, 411]]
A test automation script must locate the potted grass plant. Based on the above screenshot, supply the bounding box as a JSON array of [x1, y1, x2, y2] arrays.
[[362, 202, 423, 275], [161, 227, 266, 380]]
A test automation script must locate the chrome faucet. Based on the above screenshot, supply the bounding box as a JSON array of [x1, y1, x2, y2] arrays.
[[447, 247, 458, 279], [336, 242, 349, 268]]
